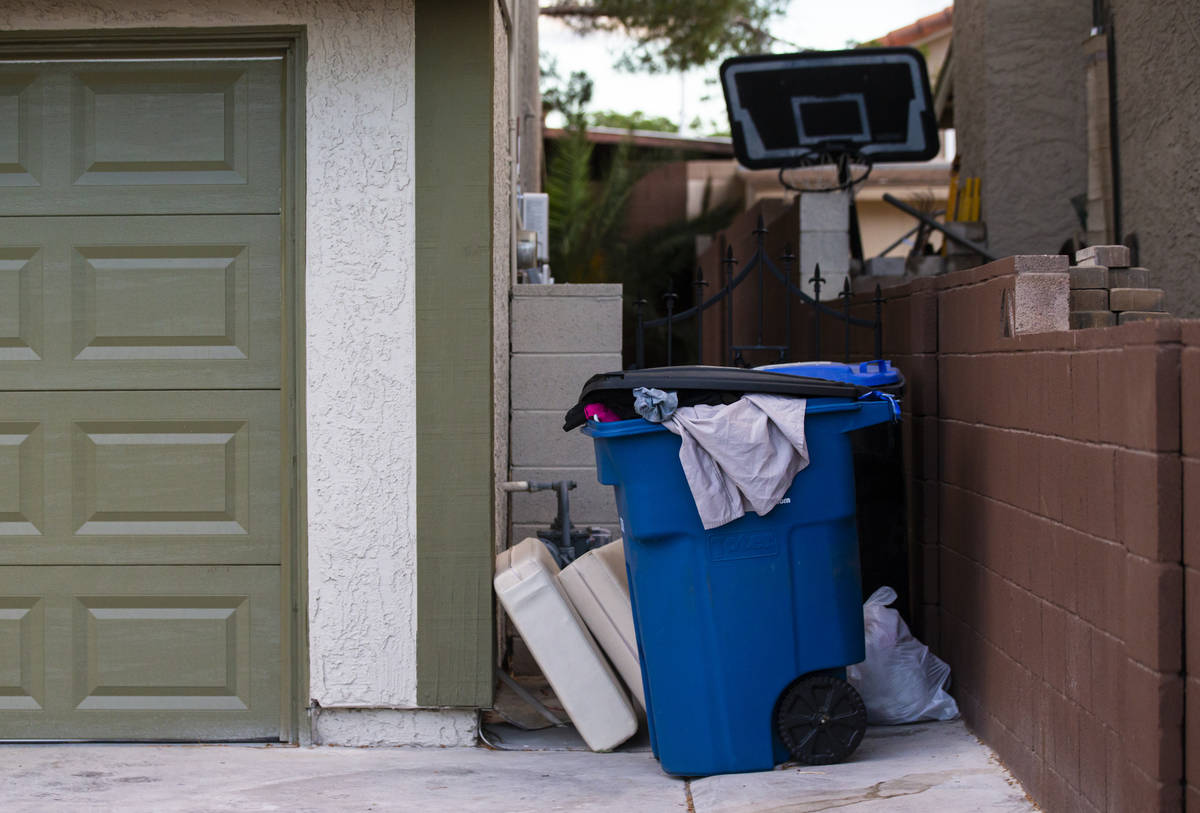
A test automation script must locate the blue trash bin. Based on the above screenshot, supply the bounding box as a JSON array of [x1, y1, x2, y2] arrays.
[[757, 359, 904, 393], [572, 367, 899, 776], [761, 360, 909, 611]]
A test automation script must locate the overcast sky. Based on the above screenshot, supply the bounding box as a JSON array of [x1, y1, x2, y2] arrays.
[[540, 1, 952, 133]]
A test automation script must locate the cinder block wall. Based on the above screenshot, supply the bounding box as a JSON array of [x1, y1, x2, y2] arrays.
[[1183, 323, 1200, 810], [865, 257, 1195, 812], [509, 284, 623, 544]]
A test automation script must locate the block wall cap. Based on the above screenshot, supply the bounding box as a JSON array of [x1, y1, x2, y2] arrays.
[[512, 283, 624, 298], [934, 255, 1068, 291], [1075, 319, 1182, 348], [1075, 245, 1131, 268]]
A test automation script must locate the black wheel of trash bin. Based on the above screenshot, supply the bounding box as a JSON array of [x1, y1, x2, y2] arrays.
[[774, 673, 867, 765]]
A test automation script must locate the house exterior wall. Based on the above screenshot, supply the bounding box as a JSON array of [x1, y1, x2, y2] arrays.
[[855, 199, 945, 259], [951, 0, 1090, 258], [412, 0, 499, 711], [625, 162, 689, 241], [952, 0, 1200, 319], [863, 258, 1195, 812], [922, 32, 951, 86], [493, 0, 514, 647], [0, 0, 479, 745], [1111, 0, 1200, 319], [514, 0, 541, 194]]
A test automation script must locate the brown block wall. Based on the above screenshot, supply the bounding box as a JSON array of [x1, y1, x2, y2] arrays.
[[1184, 322, 1200, 812], [869, 257, 1192, 812]]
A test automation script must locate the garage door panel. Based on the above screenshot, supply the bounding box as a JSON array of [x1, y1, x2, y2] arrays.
[[0, 59, 280, 214], [0, 391, 280, 565], [73, 419, 251, 538], [0, 597, 44, 711], [0, 421, 44, 537], [73, 67, 249, 187], [0, 566, 280, 740], [0, 71, 40, 187], [72, 244, 251, 361], [0, 246, 43, 362], [74, 594, 251, 711], [0, 215, 280, 389]]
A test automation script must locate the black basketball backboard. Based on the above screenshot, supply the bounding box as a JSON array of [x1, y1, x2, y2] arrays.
[[720, 48, 939, 169]]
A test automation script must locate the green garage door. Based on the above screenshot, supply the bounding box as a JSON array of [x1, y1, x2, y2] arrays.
[[0, 56, 288, 740]]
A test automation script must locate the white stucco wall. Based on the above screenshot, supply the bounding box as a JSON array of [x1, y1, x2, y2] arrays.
[[2, 0, 441, 740], [312, 707, 478, 747]]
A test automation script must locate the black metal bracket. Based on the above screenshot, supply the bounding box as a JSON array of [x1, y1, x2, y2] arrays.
[[881, 193, 998, 262]]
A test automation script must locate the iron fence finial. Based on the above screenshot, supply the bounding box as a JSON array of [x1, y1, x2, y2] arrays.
[[809, 262, 825, 289]]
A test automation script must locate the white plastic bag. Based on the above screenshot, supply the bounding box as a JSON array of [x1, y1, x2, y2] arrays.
[[846, 586, 960, 725]]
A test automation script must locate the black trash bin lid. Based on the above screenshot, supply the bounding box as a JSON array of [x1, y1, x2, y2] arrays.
[[563, 365, 865, 431]]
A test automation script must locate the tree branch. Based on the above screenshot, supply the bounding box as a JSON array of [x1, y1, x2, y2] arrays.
[[732, 16, 800, 50], [539, 4, 606, 17]]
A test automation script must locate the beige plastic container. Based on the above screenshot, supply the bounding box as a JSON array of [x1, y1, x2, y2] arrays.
[[494, 538, 638, 752], [558, 539, 645, 712]]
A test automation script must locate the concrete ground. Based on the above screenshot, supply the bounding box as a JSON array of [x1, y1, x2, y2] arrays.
[[1, 720, 1033, 812]]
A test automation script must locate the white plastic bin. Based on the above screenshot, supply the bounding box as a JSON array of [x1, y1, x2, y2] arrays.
[[558, 539, 645, 712], [494, 537, 638, 751]]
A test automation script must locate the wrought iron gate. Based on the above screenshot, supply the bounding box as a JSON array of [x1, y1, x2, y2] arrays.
[[633, 214, 885, 369]]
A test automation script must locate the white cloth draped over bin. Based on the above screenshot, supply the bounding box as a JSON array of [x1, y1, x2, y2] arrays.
[[664, 394, 810, 530]]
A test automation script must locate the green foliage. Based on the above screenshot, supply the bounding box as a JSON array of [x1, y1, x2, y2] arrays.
[[589, 109, 679, 132], [541, 0, 791, 73], [540, 49, 742, 363], [543, 116, 740, 300], [687, 115, 731, 138], [614, 194, 743, 366], [620, 198, 743, 301], [545, 125, 643, 283], [546, 126, 742, 361], [541, 57, 594, 127], [542, 58, 655, 283]]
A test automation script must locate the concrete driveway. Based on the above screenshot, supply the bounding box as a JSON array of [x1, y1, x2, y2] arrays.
[[1, 720, 1033, 812]]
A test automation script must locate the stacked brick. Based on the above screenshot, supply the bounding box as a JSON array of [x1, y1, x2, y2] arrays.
[[852, 256, 1191, 812], [1069, 244, 1169, 329]]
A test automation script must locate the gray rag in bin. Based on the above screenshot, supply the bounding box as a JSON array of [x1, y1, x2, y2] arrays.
[[632, 387, 678, 422], [663, 393, 810, 530]]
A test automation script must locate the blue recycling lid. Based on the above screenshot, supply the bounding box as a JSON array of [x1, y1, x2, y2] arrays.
[[757, 359, 902, 389]]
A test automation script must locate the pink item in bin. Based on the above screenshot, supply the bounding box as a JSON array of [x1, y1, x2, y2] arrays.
[[584, 403, 622, 423]]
